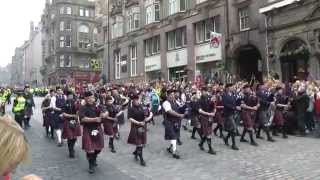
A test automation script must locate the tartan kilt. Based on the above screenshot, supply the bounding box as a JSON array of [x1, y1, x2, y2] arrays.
[[241, 111, 254, 129], [103, 119, 118, 136], [224, 114, 237, 132], [82, 125, 104, 152], [214, 111, 224, 125], [199, 115, 213, 137], [273, 109, 285, 126], [62, 118, 81, 139], [127, 124, 147, 146], [190, 115, 200, 127], [164, 118, 180, 140]]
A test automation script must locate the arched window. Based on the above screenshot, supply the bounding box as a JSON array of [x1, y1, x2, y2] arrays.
[[66, 7, 72, 15], [78, 25, 90, 48], [78, 25, 89, 33]]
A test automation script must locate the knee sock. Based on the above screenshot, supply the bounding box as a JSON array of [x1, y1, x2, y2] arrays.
[[170, 140, 177, 152], [56, 129, 62, 143]]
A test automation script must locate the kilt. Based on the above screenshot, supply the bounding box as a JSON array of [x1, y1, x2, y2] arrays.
[[52, 113, 64, 130], [190, 115, 200, 127], [273, 109, 285, 126], [241, 111, 254, 129], [224, 114, 237, 132], [256, 109, 269, 127], [127, 124, 146, 146], [164, 118, 180, 140], [214, 111, 224, 125], [24, 107, 33, 117], [42, 112, 52, 127], [82, 125, 104, 152], [62, 118, 81, 139], [199, 115, 213, 137], [117, 112, 125, 125], [103, 119, 118, 136]]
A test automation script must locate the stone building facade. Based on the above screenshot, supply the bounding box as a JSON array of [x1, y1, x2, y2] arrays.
[[99, 0, 226, 83], [41, 0, 101, 85], [260, 0, 320, 82]]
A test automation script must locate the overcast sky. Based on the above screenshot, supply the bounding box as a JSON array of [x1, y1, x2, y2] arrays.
[[0, 0, 45, 67]]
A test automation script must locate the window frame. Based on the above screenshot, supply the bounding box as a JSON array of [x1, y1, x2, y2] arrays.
[[65, 35, 72, 48], [127, 7, 140, 32], [130, 45, 137, 77], [59, 36, 65, 48], [239, 7, 250, 31], [60, 21, 64, 31], [115, 51, 121, 79], [66, 7, 72, 15], [167, 27, 186, 50]]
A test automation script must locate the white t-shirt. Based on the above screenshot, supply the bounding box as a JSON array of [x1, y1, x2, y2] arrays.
[[162, 100, 172, 113]]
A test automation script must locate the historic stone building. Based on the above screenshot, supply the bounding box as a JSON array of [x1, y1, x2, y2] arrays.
[[260, 0, 320, 82], [99, 0, 226, 83], [40, 0, 100, 85], [11, 47, 24, 86], [226, 0, 268, 82]]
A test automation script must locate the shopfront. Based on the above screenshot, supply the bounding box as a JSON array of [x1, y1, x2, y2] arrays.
[[145, 54, 161, 81], [167, 48, 188, 81], [195, 39, 222, 82]]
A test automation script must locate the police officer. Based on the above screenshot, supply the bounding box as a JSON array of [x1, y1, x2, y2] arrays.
[[79, 91, 104, 174], [12, 90, 26, 127], [23, 85, 35, 129], [0, 89, 6, 116], [222, 83, 241, 151], [198, 86, 217, 155], [163, 89, 185, 159]]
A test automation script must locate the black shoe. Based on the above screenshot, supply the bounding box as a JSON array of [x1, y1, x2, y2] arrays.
[[177, 139, 183, 146], [57, 143, 63, 147], [191, 135, 197, 140], [88, 166, 95, 174], [110, 147, 116, 153], [250, 141, 258, 146], [272, 132, 279, 137], [140, 160, 146, 166], [172, 153, 180, 159], [231, 145, 239, 151], [240, 138, 249, 143], [198, 144, 205, 151], [267, 138, 275, 142], [208, 149, 216, 155], [167, 147, 173, 154], [223, 137, 229, 146]]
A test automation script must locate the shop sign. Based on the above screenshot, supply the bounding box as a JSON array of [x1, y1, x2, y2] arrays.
[[195, 32, 222, 63], [145, 55, 161, 72], [167, 48, 188, 68]]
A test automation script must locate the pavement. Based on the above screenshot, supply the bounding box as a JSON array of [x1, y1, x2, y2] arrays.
[[10, 97, 320, 180]]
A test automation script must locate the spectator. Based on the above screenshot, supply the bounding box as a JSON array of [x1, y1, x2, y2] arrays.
[[0, 115, 32, 180]]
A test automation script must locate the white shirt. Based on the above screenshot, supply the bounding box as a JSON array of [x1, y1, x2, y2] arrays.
[[49, 96, 56, 109], [162, 100, 172, 112]]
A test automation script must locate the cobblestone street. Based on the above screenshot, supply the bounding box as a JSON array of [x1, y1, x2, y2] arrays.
[[12, 98, 320, 180]]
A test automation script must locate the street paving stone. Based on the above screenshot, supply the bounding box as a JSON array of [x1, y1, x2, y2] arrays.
[[10, 98, 320, 180]]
